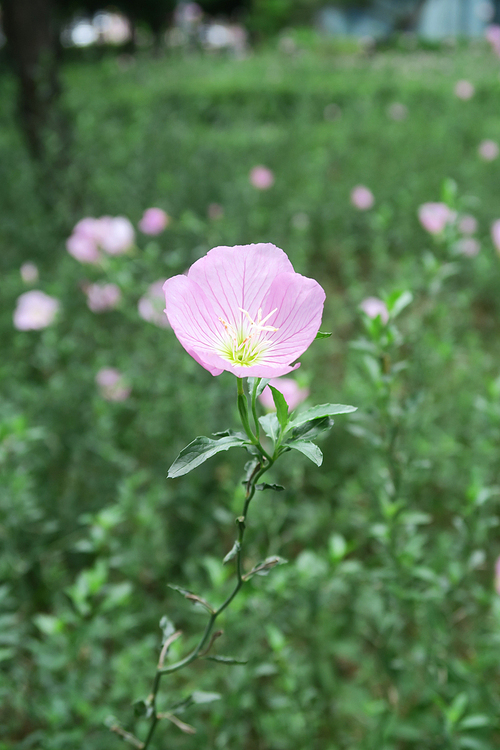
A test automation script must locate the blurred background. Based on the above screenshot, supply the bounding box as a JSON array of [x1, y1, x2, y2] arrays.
[[3, 0, 500, 748]]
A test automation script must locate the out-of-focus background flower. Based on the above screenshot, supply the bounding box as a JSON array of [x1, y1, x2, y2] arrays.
[[3, 0, 500, 747]]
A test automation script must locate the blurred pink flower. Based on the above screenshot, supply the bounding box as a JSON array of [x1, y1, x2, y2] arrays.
[[66, 233, 101, 264], [208, 203, 224, 220], [138, 280, 170, 328], [66, 215, 134, 262], [458, 214, 478, 235], [478, 139, 499, 161], [13, 290, 59, 330], [360, 297, 389, 324], [249, 166, 274, 190], [20, 262, 39, 284], [491, 220, 500, 253], [455, 238, 480, 257], [163, 243, 326, 378], [95, 367, 131, 402], [418, 203, 455, 235], [454, 80, 475, 100], [86, 283, 121, 313], [259, 377, 309, 412], [98, 216, 135, 255], [495, 556, 500, 595], [387, 102, 408, 121], [73, 217, 104, 239], [138, 207, 169, 235], [486, 24, 500, 57], [350, 185, 374, 211]]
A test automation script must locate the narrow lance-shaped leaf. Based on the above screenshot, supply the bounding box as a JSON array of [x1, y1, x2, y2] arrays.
[[285, 440, 323, 466], [247, 377, 270, 397], [223, 540, 241, 565], [203, 655, 248, 665], [315, 331, 332, 339], [269, 385, 289, 431], [286, 403, 356, 432], [258, 413, 280, 444], [168, 435, 247, 478]]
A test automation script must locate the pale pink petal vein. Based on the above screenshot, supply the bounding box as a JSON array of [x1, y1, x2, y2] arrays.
[[163, 243, 325, 378]]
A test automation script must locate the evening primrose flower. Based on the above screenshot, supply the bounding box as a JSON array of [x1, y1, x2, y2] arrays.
[[163, 243, 325, 378], [418, 203, 456, 235], [13, 290, 59, 330], [350, 185, 374, 211], [360, 297, 389, 324], [139, 208, 169, 235]]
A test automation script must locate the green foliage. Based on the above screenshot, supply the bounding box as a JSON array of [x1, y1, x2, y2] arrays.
[[2, 39, 500, 750]]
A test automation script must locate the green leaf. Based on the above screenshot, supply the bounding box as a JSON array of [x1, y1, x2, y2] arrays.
[[168, 435, 247, 478], [286, 440, 323, 466], [223, 540, 241, 564], [203, 655, 248, 665], [258, 413, 280, 444], [289, 416, 334, 441], [243, 556, 288, 579], [286, 403, 356, 432], [255, 483, 284, 492], [133, 699, 152, 718], [248, 377, 269, 397], [190, 691, 221, 704], [386, 290, 413, 318], [446, 692, 469, 726], [159, 615, 176, 641], [269, 386, 289, 430], [459, 715, 491, 730], [315, 331, 332, 339], [168, 585, 214, 613]]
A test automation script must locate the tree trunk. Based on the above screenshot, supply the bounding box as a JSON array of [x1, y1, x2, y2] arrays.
[[3, 0, 61, 158]]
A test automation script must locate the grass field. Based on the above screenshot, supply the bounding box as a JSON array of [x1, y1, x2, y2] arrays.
[[2, 37, 500, 749]]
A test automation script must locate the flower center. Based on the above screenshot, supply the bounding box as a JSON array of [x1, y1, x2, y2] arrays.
[[216, 307, 278, 367]]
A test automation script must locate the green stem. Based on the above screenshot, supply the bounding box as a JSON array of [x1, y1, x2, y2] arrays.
[[237, 377, 258, 443], [251, 378, 261, 441], [140, 389, 276, 748]]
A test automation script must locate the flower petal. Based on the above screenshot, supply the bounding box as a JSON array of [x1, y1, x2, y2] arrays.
[[257, 272, 326, 366], [163, 274, 226, 376], [187, 243, 294, 329]]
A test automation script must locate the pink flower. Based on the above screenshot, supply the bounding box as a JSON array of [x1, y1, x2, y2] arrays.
[[95, 367, 131, 402], [259, 378, 309, 412], [138, 208, 169, 235], [360, 297, 389, 324], [418, 203, 455, 235], [491, 220, 500, 253], [85, 283, 121, 312], [163, 243, 326, 378], [66, 233, 101, 264], [455, 238, 480, 257], [486, 24, 500, 57], [249, 166, 274, 190], [20, 262, 39, 284], [458, 214, 478, 235], [13, 290, 59, 330], [350, 185, 374, 211], [208, 203, 224, 220], [66, 216, 134, 262], [98, 216, 135, 255], [454, 80, 475, 100], [478, 139, 499, 161], [73, 217, 104, 239], [138, 280, 170, 328]]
